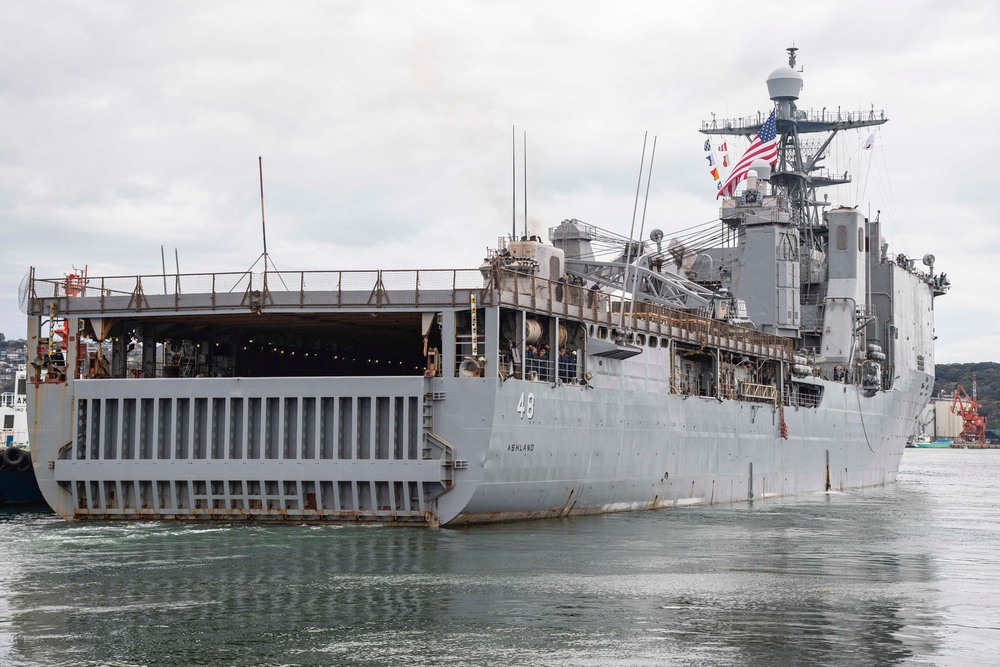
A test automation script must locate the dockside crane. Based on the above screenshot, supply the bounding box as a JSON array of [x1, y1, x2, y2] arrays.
[[951, 377, 987, 444]]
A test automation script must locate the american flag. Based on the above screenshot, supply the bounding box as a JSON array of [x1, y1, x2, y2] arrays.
[[716, 110, 778, 199]]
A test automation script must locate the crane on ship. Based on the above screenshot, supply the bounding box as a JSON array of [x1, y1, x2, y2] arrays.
[[951, 375, 987, 444]]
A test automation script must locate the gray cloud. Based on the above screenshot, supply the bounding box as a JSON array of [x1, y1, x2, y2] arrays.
[[2, 0, 996, 363]]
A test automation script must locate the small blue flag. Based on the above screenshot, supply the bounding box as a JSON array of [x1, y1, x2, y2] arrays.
[[703, 139, 711, 151]]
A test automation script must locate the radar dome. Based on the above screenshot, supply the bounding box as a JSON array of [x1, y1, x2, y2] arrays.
[[749, 159, 772, 181], [766, 66, 802, 101]]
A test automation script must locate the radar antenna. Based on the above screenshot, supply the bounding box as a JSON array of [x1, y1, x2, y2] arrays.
[[702, 48, 888, 237], [787, 45, 798, 68]]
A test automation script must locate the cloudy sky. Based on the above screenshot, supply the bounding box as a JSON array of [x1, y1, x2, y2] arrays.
[[2, 0, 997, 363]]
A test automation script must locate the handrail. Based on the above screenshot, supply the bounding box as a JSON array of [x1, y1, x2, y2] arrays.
[[29, 266, 794, 361], [28, 268, 489, 312], [701, 107, 887, 133], [494, 271, 794, 361]]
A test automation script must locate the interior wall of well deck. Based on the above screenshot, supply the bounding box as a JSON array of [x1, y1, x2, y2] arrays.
[[108, 311, 440, 378]]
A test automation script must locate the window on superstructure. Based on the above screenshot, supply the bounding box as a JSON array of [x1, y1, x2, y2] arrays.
[[836, 225, 848, 251]]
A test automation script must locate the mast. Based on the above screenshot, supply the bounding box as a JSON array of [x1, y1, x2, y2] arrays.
[[701, 47, 888, 242]]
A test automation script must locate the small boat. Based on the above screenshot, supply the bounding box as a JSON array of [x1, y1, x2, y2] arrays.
[[915, 439, 952, 449], [1, 367, 44, 505]]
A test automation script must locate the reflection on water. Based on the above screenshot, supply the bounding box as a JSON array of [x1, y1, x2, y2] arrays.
[[2, 449, 999, 666]]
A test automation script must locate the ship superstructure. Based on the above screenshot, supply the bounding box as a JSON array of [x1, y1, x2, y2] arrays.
[[24, 51, 946, 525]]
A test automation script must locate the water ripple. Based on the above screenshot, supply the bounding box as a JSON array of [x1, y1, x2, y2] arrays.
[[1, 449, 999, 665]]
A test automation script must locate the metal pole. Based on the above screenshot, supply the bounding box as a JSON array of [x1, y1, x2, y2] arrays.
[[621, 132, 647, 328], [512, 126, 516, 240], [259, 156, 268, 260], [523, 131, 528, 239], [161, 245, 167, 294], [629, 136, 657, 326]]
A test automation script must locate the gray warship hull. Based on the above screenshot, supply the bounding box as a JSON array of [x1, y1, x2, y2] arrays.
[[24, 50, 944, 526], [24, 354, 921, 526], [24, 252, 932, 526]]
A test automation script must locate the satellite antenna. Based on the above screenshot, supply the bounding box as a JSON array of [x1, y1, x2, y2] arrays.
[[650, 228, 664, 253]]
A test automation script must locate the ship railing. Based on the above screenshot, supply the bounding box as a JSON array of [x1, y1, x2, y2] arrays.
[[497, 351, 521, 381], [27, 268, 491, 312], [453, 335, 487, 377], [523, 355, 552, 383], [701, 107, 886, 133], [493, 270, 795, 363], [740, 381, 778, 405], [794, 390, 822, 409], [29, 266, 794, 363], [808, 167, 851, 182]]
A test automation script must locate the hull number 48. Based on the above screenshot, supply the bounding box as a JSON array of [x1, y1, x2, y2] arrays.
[[517, 392, 535, 420]]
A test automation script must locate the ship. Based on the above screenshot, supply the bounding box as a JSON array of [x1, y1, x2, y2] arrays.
[[1, 366, 44, 506], [22, 50, 947, 525]]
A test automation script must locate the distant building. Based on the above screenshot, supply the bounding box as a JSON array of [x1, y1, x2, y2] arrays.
[[933, 397, 964, 440]]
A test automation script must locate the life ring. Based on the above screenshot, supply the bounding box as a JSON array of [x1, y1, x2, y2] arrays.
[[2, 446, 27, 469]]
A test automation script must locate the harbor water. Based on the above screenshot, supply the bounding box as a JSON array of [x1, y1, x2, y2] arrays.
[[2, 449, 999, 666]]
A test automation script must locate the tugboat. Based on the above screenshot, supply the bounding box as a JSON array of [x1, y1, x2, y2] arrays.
[[1, 366, 44, 506]]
